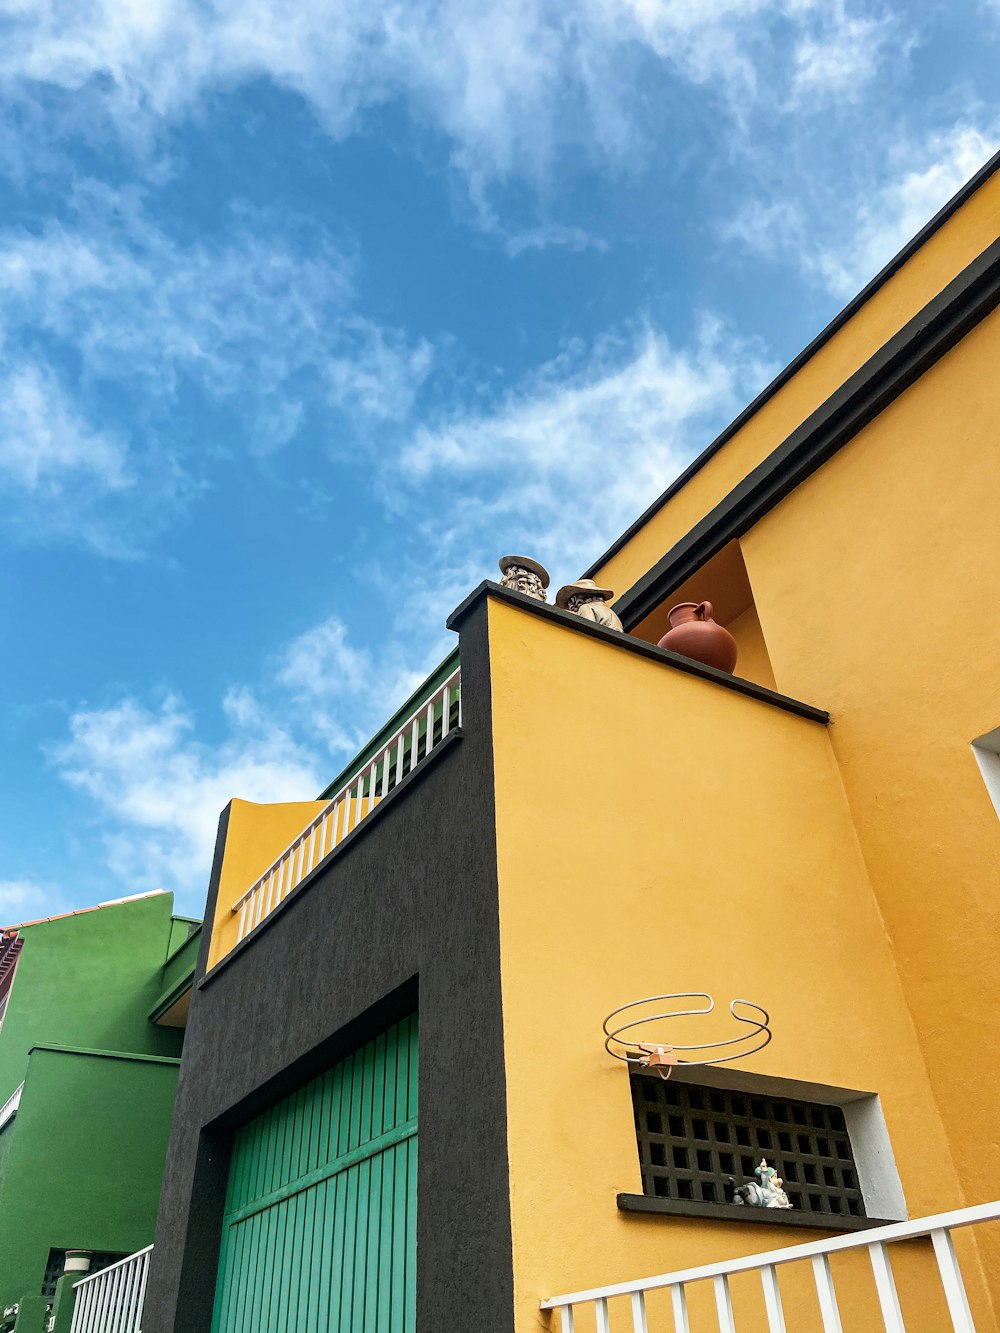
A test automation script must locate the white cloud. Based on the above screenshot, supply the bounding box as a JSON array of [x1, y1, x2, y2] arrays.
[[53, 692, 322, 903], [0, 187, 431, 434], [48, 611, 448, 905], [0, 0, 892, 192], [0, 360, 128, 494], [809, 123, 1000, 297], [791, 10, 893, 102], [0, 878, 58, 926], [724, 118, 1000, 302], [0, 185, 434, 550], [398, 316, 774, 573]]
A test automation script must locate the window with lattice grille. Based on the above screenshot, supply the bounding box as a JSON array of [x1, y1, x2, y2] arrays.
[[630, 1071, 866, 1219]]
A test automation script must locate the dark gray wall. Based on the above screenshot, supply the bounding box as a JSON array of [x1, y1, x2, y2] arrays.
[[144, 600, 514, 1332]]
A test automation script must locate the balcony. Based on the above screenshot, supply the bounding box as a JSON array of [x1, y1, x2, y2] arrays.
[[206, 652, 461, 969], [541, 1200, 1000, 1331]]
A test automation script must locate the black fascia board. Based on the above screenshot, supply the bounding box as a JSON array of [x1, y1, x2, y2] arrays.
[[614, 235, 1000, 631], [448, 580, 828, 724], [584, 147, 1000, 581]]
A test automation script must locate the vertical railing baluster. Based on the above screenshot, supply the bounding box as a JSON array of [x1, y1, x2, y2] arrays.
[[631, 1290, 649, 1333], [671, 1283, 690, 1333], [117, 1260, 133, 1333], [812, 1254, 844, 1332], [410, 716, 420, 775], [560, 1308, 575, 1333], [136, 1250, 151, 1332], [595, 1296, 610, 1333], [237, 897, 249, 942], [714, 1273, 736, 1333], [868, 1242, 905, 1331], [761, 1264, 787, 1332], [931, 1229, 975, 1332], [425, 700, 435, 756], [440, 683, 450, 738]]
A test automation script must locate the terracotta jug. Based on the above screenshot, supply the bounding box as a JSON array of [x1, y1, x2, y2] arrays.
[[657, 601, 738, 674]]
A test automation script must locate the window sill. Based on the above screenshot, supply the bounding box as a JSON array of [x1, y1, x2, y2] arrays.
[[617, 1194, 893, 1233]]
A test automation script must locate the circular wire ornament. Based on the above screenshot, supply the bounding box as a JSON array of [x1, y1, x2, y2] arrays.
[[602, 993, 771, 1078]]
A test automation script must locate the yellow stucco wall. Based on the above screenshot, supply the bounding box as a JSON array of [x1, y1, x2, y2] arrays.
[[207, 798, 328, 969], [591, 165, 1000, 601], [738, 305, 1000, 1213], [485, 597, 993, 1329], [727, 602, 776, 691]]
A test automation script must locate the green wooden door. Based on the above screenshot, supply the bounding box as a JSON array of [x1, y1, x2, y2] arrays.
[[211, 1014, 417, 1332]]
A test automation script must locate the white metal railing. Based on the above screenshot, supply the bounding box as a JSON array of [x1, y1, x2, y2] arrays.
[[0, 1081, 23, 1133], [232, 666, 461, 943], [541, 1200, 1000, 1331], [69, 1246, 151, 1333]]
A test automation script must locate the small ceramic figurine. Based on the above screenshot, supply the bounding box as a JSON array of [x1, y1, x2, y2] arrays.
[[555, 578, 624, 632], [731, 1158, 793, 1209], [499, 555, 550, 602]]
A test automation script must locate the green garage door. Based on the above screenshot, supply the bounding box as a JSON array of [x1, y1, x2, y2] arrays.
[[211, 1014, 417, 1332]]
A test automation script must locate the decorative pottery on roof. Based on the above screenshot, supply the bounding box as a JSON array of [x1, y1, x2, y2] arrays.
[[499, 555, 550, 601], [657, 601, 737, 674], [555, 578, 624, 632]]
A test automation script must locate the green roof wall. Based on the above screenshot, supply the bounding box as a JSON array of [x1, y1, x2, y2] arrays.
[[0, 895, 185, 1105]]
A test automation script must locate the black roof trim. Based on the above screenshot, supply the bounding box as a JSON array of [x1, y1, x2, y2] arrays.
[[584, 147, 1000, 581], [449, 581, 829, 723], [615, 233, 1000, 631]]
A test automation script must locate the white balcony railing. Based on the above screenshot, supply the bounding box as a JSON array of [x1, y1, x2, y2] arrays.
[[69, 1246, 151, 1333], [541, 1200, 1000, 1332], [232, 665, 461, 943], [0, 1081, 23, 1133]]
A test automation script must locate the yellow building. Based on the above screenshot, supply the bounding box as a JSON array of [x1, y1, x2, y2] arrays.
[[125, 149, 1000, 1333]]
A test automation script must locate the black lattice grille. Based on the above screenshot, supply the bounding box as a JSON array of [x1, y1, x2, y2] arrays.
[[630, 1073, 866, 1218], [41, 1250, 127, 1300]]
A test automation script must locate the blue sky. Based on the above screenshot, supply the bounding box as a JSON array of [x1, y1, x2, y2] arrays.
[[1, 0, 998, 923]]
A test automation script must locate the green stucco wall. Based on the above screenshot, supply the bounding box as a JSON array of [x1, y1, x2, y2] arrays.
[[0, 1047, 180, 1312], [0, 896, 184, 1106]]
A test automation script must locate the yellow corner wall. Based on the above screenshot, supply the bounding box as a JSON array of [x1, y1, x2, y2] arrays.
[[485, 597, 988, 1330], [592, 166, 1000, 601], [739, 305, 1000, 1209], [207, 798, 328, 969], [727, 601, 776, 691]]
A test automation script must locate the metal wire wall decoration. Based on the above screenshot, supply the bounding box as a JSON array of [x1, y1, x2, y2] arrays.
[[603, 992, 772, 1078]]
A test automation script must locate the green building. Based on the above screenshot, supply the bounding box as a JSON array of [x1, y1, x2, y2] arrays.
[[0, 891, 200, 1331]]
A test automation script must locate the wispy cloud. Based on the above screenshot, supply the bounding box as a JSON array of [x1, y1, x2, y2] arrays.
[[52, 690, 322, 903], [398, 316, 774, 573], [0, 878, 62, 927], [790, 8, 896, 104], [724, 118, 999, 299], [809, 123, 1000, 297], [0, 184, 434, 551], [0, 0, 894, 195]]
